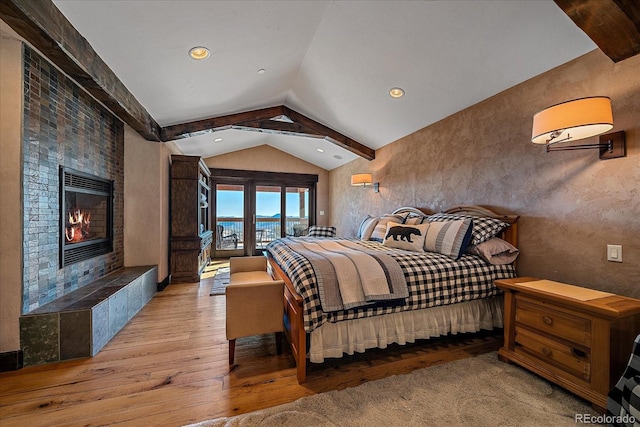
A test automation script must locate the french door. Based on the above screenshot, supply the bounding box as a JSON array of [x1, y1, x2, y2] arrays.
[[213, 182, 246, 258], [211, 169, 317, 257]]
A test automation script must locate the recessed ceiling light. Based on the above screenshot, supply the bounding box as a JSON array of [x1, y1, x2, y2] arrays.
[[316, 148, 324, 153], [258, 68, 266, 74], [214, 137, 223, 142], [333, 155, 343, 160], [188, 46, 210, 60], [389, 87, 405, 98]]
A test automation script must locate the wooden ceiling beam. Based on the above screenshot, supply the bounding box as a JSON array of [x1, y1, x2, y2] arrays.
[[554, 0, 640, 63], [160, 106, 286, 140], [282, 107, 375, 160], [0, 0, 162, 140], [161, 105, 376, 161]]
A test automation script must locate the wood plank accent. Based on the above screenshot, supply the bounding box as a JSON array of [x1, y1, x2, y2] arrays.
[[0, 0, 162, 141], [0, 263, 501, 426], [554, 0, 640, 63], [161, 105, 376, 161]]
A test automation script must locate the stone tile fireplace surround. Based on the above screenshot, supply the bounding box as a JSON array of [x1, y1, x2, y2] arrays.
[[19, 46, 128, 365]]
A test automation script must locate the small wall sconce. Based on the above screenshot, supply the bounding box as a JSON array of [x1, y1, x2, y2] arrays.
[[351, 173, 379, 193], [531, 96, 625, 160]]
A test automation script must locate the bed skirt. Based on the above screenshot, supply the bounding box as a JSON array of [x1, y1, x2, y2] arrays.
[[309, 296, 504, 363]]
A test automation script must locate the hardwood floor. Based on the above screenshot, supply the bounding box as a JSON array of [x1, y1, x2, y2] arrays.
[[0, 260, 502, 426]]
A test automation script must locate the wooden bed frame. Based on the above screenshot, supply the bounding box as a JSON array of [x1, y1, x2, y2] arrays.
[[266, 205, 520, 383]]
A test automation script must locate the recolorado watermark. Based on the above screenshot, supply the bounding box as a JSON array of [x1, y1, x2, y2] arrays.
[[575, 413, 635, 424]]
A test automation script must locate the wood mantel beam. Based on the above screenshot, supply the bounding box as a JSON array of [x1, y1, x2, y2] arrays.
[[554, 0, 640, 63], [0, 0, 162, 141], [161, 106, 376, 161]]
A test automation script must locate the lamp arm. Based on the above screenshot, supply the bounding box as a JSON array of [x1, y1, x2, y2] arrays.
[[546, 141, 612, 152]]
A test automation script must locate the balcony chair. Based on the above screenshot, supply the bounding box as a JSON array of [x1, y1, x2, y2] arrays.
[[216, 224, 238, 249], [287, 224, 308, 237]]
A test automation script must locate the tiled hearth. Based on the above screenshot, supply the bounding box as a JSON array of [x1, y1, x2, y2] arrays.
[[20, 266, 157, 365]]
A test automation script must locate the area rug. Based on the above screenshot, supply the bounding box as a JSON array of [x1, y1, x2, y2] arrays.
[[209, 267, 231, 295], [185, 352, 604, 426]]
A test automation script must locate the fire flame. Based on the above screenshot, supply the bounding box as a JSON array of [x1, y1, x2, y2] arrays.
[[65, 209, 91, 243]]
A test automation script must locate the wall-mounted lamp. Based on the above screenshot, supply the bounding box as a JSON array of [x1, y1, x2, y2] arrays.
[[531, 96, 625, 160], [351, 173, 379, 193]]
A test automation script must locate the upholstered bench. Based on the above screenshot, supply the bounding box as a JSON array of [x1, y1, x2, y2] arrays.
[[225, 256, 284, 364]]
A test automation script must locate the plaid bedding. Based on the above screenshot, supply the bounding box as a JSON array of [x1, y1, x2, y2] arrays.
[[267, 237, 516, 332]]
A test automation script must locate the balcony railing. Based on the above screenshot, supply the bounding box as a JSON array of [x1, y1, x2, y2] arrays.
[[216, 217, 309, 249]]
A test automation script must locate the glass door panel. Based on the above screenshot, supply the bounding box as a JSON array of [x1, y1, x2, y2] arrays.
[[286, 187, 309, 237], [214, 183, 244, 257], [255, 185, 281, 251]]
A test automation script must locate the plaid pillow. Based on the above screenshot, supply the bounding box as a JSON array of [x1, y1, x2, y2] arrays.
[[404, 215, 427, 225], [307, 225, 336, 238], [426, 213, 508, 245]]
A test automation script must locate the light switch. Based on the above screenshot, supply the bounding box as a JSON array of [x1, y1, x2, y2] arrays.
[[607, 244, 622, 262], [319, 210, 325, 216]]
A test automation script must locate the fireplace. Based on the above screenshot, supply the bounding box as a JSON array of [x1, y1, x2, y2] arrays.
[[60, 167, 114, 267]]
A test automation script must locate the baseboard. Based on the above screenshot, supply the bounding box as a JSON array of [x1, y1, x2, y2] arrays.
[[0, 350, 24, 372], [157, 274, 170, 291]]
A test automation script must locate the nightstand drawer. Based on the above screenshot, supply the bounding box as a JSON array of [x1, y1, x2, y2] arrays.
[[516, 326, 591, 381], [516, 297, 591, 346]]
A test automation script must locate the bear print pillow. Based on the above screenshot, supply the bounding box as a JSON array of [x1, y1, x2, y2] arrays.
[[382, 222, 428, 252]]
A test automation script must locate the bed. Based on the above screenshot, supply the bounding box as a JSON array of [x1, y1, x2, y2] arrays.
[[266, 205, 520, 383]]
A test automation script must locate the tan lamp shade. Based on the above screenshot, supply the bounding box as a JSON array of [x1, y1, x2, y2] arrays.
[[351, 173, 372, 186], [531, 96, 613, 145]]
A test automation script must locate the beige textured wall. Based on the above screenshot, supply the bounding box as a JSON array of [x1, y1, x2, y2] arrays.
[[330, 50, 640, 297], [124, 127, 182, 282], [204, 144, 331, 226], [0, 36, 22, 351]]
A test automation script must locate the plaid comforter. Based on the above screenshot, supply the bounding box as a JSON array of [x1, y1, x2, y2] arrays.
[[267, 237, 516, 333]]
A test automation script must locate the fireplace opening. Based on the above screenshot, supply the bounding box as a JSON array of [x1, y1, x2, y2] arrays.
[[60, 167, 114, 267]]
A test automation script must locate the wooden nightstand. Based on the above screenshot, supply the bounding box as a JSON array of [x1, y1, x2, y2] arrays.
[[496, 277, 640, 411]]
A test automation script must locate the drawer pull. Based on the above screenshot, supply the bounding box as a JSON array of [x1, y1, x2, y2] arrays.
[[571, 348, 586, 358], [541, 347, 552, 357], [542, 316, 553, 326]]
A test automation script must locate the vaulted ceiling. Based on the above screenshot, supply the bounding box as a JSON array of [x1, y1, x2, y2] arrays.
[[4, 1, 602, 169]]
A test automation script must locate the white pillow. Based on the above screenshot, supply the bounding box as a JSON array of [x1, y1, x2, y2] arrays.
[[382, 222, 428, 252]]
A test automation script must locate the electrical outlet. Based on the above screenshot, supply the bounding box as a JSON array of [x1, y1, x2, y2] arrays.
[[607, 244, 622, 262]]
